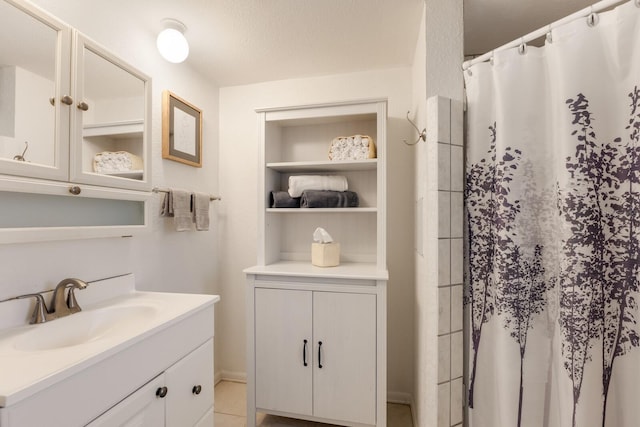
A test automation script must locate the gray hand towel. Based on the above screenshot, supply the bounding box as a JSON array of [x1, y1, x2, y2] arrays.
[[193, 192, 210, 231], [171, 189, 193, 231]]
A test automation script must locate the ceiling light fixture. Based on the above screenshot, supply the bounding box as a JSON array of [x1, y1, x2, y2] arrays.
[[157, 19, 189, 63]]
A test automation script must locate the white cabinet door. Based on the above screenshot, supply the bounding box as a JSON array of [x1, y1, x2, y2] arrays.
[[165, 339, 214, 427], [313, 292, 377, 425], [0, 0, 71, 182], [255, 288, 313, 416], [86, 374, 165, 427], [71, 32, 151, 191]]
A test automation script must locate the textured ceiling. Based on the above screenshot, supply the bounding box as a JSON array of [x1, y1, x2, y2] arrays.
[[32, 0, 424, 87], [28, 0, 603, 87]]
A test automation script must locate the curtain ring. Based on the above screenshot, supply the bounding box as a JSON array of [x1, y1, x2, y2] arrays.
[[518, 42, 527, 55], [587, 12, 598, 27], [467, 68, 473, 76], [489, 56, 494, 66], [546, 32, 553, 43]]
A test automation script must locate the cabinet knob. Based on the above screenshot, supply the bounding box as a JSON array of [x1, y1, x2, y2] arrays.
[[60, 95, 73, 105], [192, 385, 202, 395], [77, 101, 89, 111], [68, 186, 82, 195], [156, 386, 168, 398]]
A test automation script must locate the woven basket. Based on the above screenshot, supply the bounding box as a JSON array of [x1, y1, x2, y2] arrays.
[[93, 151, 143, 173], [328, 135, 376, 161]]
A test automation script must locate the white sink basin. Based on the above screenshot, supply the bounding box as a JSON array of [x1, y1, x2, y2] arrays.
[[13, 303, 159, 351], [0, 274, 219, 409]]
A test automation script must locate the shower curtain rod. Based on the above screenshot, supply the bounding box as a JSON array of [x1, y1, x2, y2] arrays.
[[462, 0, 634, 70]]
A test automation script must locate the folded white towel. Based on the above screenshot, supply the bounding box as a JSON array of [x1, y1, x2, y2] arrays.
[[288, 175, 348, 198], [193, 192, 210, 231]]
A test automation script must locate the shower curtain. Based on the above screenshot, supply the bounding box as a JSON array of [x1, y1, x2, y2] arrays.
[[464, 2, 640, 426]]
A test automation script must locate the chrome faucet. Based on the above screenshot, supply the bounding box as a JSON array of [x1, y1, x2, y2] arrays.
[[1, 278, 88, 325], [50, 278, 88, 319]]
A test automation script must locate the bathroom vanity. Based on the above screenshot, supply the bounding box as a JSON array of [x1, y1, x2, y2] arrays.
[[245, 99, 388, 427], [0, 274, 219, 427]]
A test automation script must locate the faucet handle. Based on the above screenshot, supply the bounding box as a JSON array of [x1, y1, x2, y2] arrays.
[[16, 293, 51, 324], [66, 287, 83, 314]]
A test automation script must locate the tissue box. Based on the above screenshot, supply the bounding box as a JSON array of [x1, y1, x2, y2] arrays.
[[312, 242, 340, 267]]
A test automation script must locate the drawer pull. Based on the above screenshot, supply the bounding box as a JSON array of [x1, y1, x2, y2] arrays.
[[303, 339, 308, 367], [192, 385, 202, 395], [318, 341, 323, 369], [68, 186, 81, 195], [156, 386, 168, 398]]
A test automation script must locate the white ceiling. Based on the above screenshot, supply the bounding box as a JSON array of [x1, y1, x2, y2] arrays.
[[30, 0, 600, 87]]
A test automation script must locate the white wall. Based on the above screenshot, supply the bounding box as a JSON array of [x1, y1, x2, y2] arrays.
[[218, 68, 416, 397], [413, 1, 464, 426], [0, 0, 221, 364]]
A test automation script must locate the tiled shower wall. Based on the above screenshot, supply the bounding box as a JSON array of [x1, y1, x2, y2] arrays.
[[427, 95, 464, 427]]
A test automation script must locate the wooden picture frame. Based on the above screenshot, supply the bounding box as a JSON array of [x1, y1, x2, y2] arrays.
[[162, 90, 202, 167]]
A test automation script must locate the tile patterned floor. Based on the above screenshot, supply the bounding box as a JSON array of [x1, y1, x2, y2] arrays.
[[214, 381, 413, 427]]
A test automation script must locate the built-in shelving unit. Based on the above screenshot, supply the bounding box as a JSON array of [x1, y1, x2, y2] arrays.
[[245, 98, 388, 427], [255, 98, 387, 271]]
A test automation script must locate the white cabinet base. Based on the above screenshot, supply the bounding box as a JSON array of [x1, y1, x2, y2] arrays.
[[246, 273, 387, 427]]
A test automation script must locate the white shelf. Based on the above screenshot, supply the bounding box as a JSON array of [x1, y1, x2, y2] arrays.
[[267, 207, 376, 213], [266, 159, 377, 172], [244, 261, 388, 281], [99, 170, 143, 179], [83, 120, 144, 138]]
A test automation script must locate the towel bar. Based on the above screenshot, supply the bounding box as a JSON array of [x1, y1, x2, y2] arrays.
[[152, 187, 221, 202]]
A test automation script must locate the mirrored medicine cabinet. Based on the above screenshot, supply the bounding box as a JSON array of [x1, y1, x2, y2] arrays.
[[0, 0, 152, 243]]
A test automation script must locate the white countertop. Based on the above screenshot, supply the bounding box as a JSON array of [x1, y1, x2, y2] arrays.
[[0, 274, 219, 407]]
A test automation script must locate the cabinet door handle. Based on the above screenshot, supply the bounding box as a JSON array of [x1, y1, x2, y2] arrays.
[[192, 385, 202, 395], [318, 341, 323, 369], [156, 386, 168, 398], [77, 101, 89, 111], [303, 339, 308, 367], [60, 95, 73, 105]]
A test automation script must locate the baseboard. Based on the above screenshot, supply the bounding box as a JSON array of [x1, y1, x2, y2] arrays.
[[387, 390, 412, 405], [216, 370, 247, 385]]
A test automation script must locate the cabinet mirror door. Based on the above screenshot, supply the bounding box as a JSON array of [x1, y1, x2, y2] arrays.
[[72, 33, 151, 191], [0, 0, 71, 181]]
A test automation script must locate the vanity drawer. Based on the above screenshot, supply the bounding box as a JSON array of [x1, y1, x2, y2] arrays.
[[166, 339, 214, 427]]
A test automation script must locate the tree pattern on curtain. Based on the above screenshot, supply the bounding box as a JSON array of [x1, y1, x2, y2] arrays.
[[465, 87, 640, 427]]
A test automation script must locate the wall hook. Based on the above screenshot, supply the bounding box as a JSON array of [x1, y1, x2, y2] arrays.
[[403, 111, 426, 146], [13, 141, 28, 161]]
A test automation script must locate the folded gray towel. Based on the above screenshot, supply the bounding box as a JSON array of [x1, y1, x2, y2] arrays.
[[270, 191, 301, 208], [300, 190, 359, 208]]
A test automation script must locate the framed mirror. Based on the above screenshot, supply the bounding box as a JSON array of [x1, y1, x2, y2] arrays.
[[0, 0, 71, 181]]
